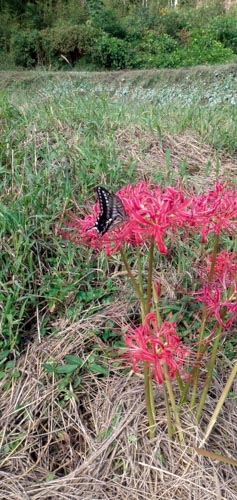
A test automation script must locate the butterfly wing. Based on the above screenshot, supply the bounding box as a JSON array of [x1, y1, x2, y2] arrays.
[[95, 186, 113, 235], [108, 191, 128, 231], [87, 186, 127, 235]]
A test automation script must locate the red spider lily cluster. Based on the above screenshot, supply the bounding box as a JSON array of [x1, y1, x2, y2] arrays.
[[199, 250, 237, 287], [194, 250, 237, 328], [62, 180, 237, 392], [189, 181, 237, 243], [62, 181, 237, 256], [194, 282, 237, 328], [123, 313, 191, 384]]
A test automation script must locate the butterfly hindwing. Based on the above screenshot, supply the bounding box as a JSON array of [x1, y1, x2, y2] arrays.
[[88, 186, 127, 236], [95, 186, 113, 235]]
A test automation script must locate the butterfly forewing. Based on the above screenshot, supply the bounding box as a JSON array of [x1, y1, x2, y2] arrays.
[[87, 186, 127, 235]]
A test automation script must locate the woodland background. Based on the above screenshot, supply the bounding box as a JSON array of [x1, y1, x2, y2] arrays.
[[1, 0, 237, 70]]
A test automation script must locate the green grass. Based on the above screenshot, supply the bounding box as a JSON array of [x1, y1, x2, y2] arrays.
[[0, 65, 237, 362]]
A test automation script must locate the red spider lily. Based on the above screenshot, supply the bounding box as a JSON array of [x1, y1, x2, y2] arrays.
[[60, 209, 127, 257], [61, 182, 192, 255], [194, 282, 237, 328], [121, 182, 191, 252], [199, 250, 237, 287], [189, 182, 237, 243], [123, 313, 190, 384]]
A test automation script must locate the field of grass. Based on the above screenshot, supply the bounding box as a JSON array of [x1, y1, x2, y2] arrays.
[[0, 65, 237, 498]]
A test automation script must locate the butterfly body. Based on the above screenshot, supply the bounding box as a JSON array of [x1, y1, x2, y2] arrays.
[[88, 186, 127, 235]]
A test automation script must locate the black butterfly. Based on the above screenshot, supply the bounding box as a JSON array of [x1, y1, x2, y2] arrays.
[[87, 186, 128, 235]]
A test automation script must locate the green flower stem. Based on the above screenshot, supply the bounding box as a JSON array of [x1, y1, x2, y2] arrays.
[[208, 233, 220, 282], [179, 327, 214, 406], [187, 267, 235, 416], [164, 365, 185, 445], [175, 370, 184, 394], [189, 233, 220, 409], [189, 310, 208, 409], [145, 236, 155, 315], [136, 246, 143, 296], [163, 382, 173, 440], [179, 378, 191, 406], [196, 324, 222, 422], [180, 312, 208, 406], [144, 236, 156, 430], [200, 360, 237, 445], [119, 246, 155, 437], [152, 282, 162, 328], [119, 246, 146, 315], [149, 372, 155, 421], [144, 364, 155, 438]]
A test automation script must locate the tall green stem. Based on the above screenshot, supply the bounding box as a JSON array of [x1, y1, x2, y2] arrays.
[[163, 382, 173, 440], [143, 236, 156, 434], [136, 247, 143, 295], [164, 365, 185, 445], [208, 233, 220, 282], [152, 281, 162, 328], [189, 233, 220, 409], [120, 245, 155, 437], [144, 364, 155, 438], [145, 236, 155, 315], [175, 370, 184, 394], [196, 325, 222, 421], [119, 246, 146, 315], [195, 269, 236, 420], [189, 311, 208, 409]]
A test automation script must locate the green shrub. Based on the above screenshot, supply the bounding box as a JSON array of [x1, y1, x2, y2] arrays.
[[11, 30, 42, 67], [41, 22, 103, 65], [167, 31, 234, 68], [91, 36, 129, 69], [6, 5, 237, 71], [77, 23, 104, 55], [0, 9, 17, 51], [160, 10, 190, 38], [46, 23, 80, 55], [0, 51, 19, 70], [209, 15, 237, 53], [92, 9, 127, 39], [59, 0, 89, 25], [129, 29, 234, 69], [139, 32, 177, 54], [128, 32, 178, 69], [178, 3, 225, 29], [127, 9, 160, 31]]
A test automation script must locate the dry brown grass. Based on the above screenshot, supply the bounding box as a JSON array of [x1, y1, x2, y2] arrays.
[[115, 126, 237, 190], [0, 299, 236, 500]]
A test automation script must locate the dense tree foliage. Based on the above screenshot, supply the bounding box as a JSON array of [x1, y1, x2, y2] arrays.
[[0, 0, 237, 69]]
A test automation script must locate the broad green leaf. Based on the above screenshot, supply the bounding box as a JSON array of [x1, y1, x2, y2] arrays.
[[64, 355, 84, 367], [55, 364, 78, 375], [88, 363, 109, 376]]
